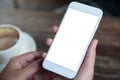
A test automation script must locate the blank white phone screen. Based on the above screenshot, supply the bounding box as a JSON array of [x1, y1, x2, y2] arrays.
[[46, 8, 99, 71]]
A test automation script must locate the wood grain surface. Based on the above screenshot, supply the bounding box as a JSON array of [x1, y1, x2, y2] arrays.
[[0, 10, 120, 80]]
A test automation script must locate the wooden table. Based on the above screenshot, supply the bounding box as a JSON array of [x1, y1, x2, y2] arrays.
[[0, 10, 120, 80]]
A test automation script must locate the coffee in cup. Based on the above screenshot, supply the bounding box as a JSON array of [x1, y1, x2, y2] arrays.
[[0, 24, 36, 73], [0, 27, 19, 50]]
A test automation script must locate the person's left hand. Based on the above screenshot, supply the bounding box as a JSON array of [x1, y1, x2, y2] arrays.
[[0, 52, 45, 80]]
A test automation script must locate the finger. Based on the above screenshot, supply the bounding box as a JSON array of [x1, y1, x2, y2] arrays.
[[39, 52, 47, 69], [32, 73, 41, 80], [46, 26, 58, 47], [20, 59, 42, 79], [74, 39, 98, 80], [52, 25, 58, 34], [42, 52, 47, 58], [17, 52, 42, 63], [83, 39, 98, 69], [46, 38, 53, 46], [11, 52, 43, 69]]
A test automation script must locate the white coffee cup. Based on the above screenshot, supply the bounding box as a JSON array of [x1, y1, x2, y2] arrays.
[[0, 24, 36, 72]]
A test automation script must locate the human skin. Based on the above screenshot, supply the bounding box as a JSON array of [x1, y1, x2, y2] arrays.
[[42, 26, 98, 80], [0, 26, 98, 80]]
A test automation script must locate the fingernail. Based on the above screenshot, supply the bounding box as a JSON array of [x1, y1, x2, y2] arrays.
[[42, 52, 47, 58], [94, 39, 98, 48]]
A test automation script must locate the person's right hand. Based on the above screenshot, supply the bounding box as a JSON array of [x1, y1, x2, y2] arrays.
[[42, 26, 98, 80]]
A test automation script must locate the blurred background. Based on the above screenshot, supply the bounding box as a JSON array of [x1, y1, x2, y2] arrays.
[[0, 0, 120, 16], [0, 0, 120, 80]]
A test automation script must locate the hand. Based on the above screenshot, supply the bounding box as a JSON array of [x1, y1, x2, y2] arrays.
[[0, 52, 45, 80], [43, 26, 98, 80], [0, 26, 98, 80]]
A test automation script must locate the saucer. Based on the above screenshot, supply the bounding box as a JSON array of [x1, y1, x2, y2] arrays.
[[19, 32, 36, 55], [0, 32, 36, 73]]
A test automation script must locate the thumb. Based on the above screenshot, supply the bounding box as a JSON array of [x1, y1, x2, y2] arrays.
[[74, 39, 98, 80]]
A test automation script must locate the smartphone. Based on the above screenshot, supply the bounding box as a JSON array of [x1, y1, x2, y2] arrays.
[[43, 1, 103, 79]]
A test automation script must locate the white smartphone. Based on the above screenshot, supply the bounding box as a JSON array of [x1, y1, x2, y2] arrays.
[[43, 1, 103, 79]]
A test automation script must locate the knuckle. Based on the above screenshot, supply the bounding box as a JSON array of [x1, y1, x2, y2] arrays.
[[9, 56, 17, 62]]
